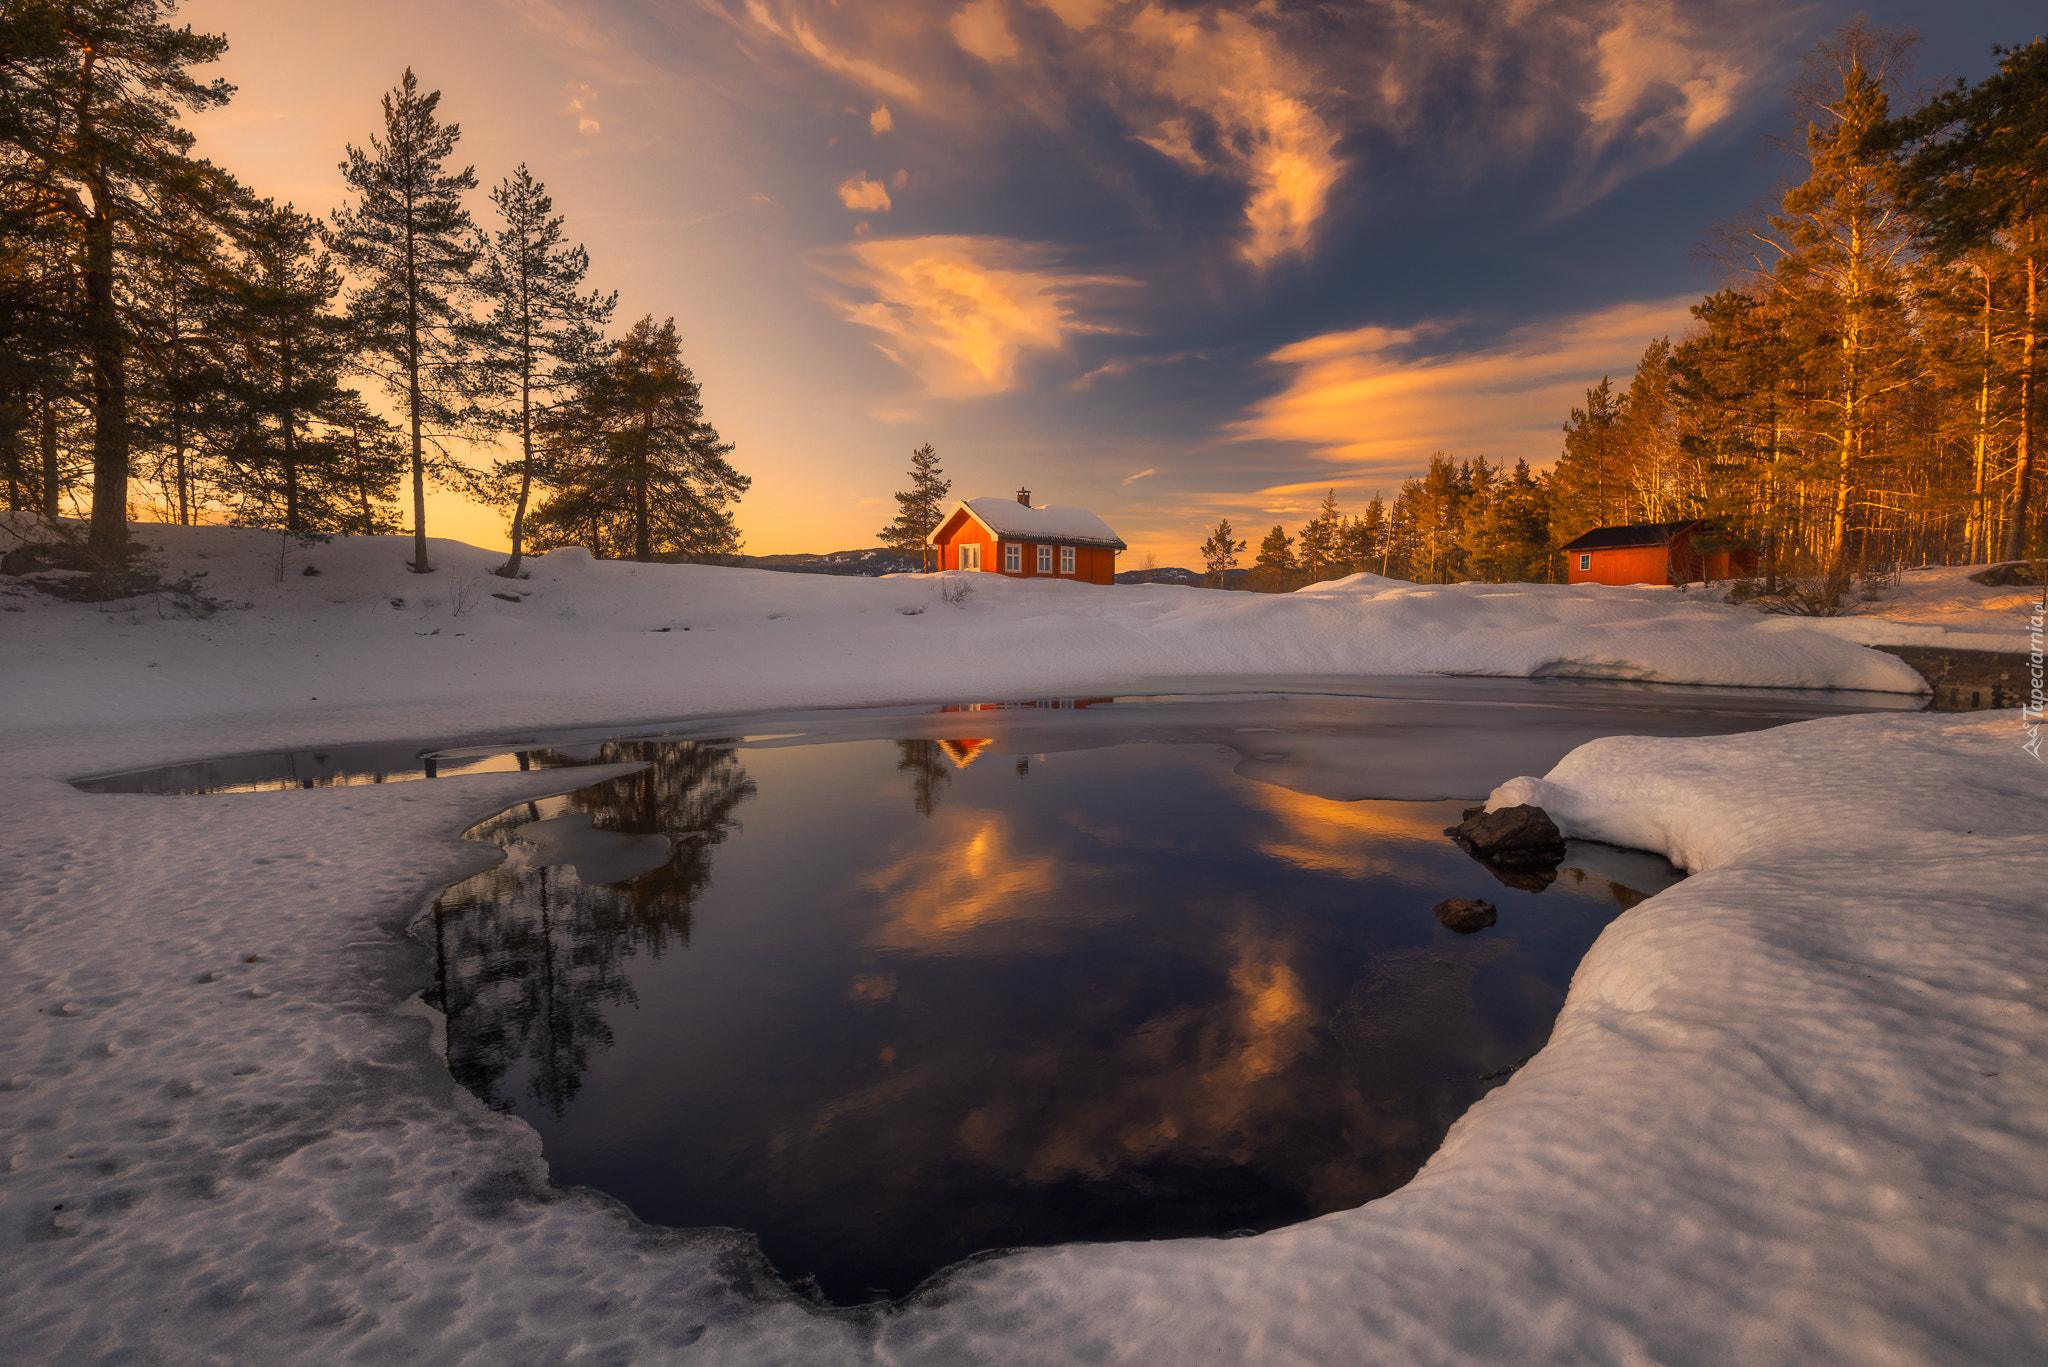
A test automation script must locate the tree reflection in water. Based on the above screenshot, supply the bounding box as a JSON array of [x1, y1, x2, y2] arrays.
[[429, 740, 755, 1116], [894, 738, 951, 816]]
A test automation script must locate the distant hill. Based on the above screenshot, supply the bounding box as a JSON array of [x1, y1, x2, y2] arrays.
[[733, 548, 926, 576], [1114, 566, 1250, 588], [733, 552, 1254, 586]]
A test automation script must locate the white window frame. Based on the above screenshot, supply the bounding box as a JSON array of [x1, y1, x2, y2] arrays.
[[1578, 553, 1591, 571], [960, 543, 982, 571], [1036, 544, 1053, 573], [1003, 542, 1022, 573], [1060, 545, 1076, 575]]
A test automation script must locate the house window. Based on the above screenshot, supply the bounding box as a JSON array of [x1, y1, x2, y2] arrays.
[[1036, 544, 1053, 573], [1578, 553, 1591, 571], [1060, 546, 1076, 574], [1003, 543, 1022, 573], [960, 543, 982, 571]]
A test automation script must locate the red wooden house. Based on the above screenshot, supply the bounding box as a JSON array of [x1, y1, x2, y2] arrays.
[[929, 490, 1127, 585], [1559, 520, 1757, 586]]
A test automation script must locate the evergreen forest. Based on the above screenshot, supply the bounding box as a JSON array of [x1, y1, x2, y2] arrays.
[[0, 0, 745, 574]]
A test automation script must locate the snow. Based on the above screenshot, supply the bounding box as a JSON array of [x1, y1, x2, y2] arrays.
[[954, 497, 1126, 548], [2, 516, 2042, 1365]]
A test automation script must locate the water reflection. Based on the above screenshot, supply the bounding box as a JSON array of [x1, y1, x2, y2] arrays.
[[894, 738, 952, 816], [427, 734, 1681, 1302], [430, 740, 754, 1116]]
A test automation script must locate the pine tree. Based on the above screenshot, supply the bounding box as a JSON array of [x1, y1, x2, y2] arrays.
[[1199, 519, 1245, 588], [879, 442, 950, 570], [0, 0, 247, 557], [1296, 488, 1343, 582], [1551, 378, 1625, 539], [323, 392, 404, 534], [529, 315, 747, 563], [466, 165, 616, 579], [1400, 453, 1465, 582], [1899, 38, 2048, 559], [1252, 523, 1296, 589], [1674, 290, 1801, 588], [125, 228, 230, 527], [1771, 27, 1921, 572], [328, 69, 479, 574], [214, 202, 350, 532], [1615, 340, 1680, 521], [1350, 496, 1388, 575]]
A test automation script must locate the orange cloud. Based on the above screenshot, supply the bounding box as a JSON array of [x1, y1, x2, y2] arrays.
[[819, 234, 1127, 396], [1235, 295, 1701, 481], [837, 173, 893, 212], [950, 0, 1020, 64], [1124, 4, 1342, 267], [870, 103, 894, 134]]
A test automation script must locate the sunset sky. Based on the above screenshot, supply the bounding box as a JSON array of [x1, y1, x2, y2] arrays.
[[180, 0, 2028, 562]]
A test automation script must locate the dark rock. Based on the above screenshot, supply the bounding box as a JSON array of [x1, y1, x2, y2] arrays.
[[301, 564, 320, 576], [490, 592, 521, 603], [1445, 804, 1567, 867], [1432, 899, 1497, 934], [1461, 805, 1485, 821]]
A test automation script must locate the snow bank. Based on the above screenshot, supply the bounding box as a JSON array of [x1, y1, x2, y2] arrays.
[[0, 519, 1928, 783], [4, 519, 2041, 1365]]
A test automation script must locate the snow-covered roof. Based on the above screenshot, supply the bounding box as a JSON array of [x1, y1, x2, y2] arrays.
[[941, 497, 1127, 550], [1556, 520, 1702, 553]]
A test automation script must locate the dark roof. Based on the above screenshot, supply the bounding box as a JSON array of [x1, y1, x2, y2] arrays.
[[1557, 520, 1702, 553]]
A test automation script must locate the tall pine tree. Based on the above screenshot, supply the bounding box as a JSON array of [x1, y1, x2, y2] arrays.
[[879, 442, 949, 570], [529, 315, 747, 563], [0, 0, 247, 557], [328, 69, 479, 574], [466, 165, 615, 579]]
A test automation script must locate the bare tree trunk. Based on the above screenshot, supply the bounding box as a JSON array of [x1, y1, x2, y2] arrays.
[[40, 398, 60, 519], [281, 340, 300, 531], [1971, 302, 1991, 564], [634, 421, 652, 562], [1, 408, 23, 511], [2005, 240, 2038, 561], [84, 204, 130, 560], [406, 205, 432, 573], [498, 360, 533, 579]]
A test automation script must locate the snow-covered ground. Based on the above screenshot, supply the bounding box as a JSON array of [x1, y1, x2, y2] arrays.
[[3, 518, 2043, 1365]]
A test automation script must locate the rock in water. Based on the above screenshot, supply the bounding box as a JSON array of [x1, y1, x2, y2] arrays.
[[1433, 899, 1498, 933], [1446, 804, 1567, 867]]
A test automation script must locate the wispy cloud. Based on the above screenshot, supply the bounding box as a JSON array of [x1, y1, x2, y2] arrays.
[[1236, 295, 1701, 476], [818, 235, 1128, 396], [1121, 5, 1343, 266], [1121, 468, 1156, 484]]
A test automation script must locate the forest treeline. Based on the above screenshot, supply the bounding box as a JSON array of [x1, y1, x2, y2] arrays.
[[1208, 28, 2046, 593], [0, 0, 745, 576]]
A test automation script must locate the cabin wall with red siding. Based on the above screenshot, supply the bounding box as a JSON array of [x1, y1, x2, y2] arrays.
[[931, 520, 1119, 584], [1567, 545, 1671, 585]]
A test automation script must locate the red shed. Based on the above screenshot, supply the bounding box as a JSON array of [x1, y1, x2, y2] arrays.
[[929, 490, 1126, 585], [1559, 520, 1757, 586]]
